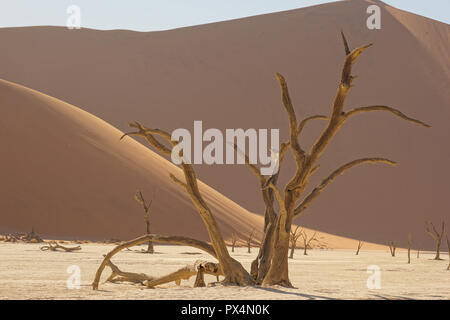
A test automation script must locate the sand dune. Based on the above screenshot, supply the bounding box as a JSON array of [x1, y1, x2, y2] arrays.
[[0, 78, 264, 242], [0, 0, 448, 248], [0, 78, 379, 249]]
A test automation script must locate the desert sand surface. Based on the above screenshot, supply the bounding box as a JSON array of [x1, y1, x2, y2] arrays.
[[0, 0, 448, 248], [0, 242, 448, 300]]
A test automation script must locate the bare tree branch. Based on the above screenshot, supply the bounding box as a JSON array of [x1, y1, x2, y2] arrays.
[[294, 158, 397, 217], [344, 105, 431, 128], [341, 30, 351, 55]]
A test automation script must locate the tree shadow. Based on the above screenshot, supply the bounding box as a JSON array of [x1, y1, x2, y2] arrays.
[[254, 286, 336, 300], [370, 294, 413, 300]]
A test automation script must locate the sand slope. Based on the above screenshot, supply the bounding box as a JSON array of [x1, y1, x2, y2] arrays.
[[0, 78, 379, 249], [0, 78, 267, 242], [0, 0, 448, 248]]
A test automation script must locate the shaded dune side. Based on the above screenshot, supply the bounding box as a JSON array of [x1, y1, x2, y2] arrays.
[[0, 78, 266, 242], [0, 79, 386, 249]]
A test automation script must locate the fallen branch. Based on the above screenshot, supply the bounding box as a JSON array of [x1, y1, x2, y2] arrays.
[[40, 242, 81, 252], [146, 260, 222, 288], [92, 234, 217, 290], [105, 258, 154, 285]]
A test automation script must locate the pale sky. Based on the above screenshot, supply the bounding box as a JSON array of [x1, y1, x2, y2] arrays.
[[0, 0, 448, 31]]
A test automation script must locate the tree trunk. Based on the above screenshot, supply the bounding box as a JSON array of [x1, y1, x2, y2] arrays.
[[435, 239, 441, 260], [146, 222, 154, 253], [251, 221, 275, 284], [289, 244, 295, 259], [261, 226, 292, 287]]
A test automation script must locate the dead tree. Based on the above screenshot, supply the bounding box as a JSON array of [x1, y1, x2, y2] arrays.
[[289, 226, 302, 259], [300, 231, 317, 255], [246, 228, 256, 254], [40, 241, 81, 252], [356, 240, 364, 255], [134, 189, 156, 253], [407, 233, 412, 264], [425, 221, 445, 260], [238, 32, 430, 287], [388, 241, 397, 257], [231, 232, 238, 253], [93, 32, 430, 289]]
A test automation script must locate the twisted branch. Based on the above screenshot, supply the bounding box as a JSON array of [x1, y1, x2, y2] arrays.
[[344, 105, 431, 128], [294, 158, 397, 217]]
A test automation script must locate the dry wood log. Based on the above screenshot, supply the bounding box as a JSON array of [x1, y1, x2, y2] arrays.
[[40, 242, 81, 252], [92, 234, 218, 290], [146, 260, 222, 288], [105, 257, 154, 284]]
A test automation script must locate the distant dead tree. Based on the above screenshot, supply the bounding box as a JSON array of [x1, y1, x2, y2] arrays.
[[356, 240, 364, 255], [134, 189, 156, 253], [425, 221, 445, 260], [289, 226, 302, 259], [407, 233, 412, 264], [231, 232, 239, 253], [388, 241, 397, 257], [246, 228, 256, 254], [300, 231, 317, 256], [92, 33, 430, 290], [446, 235, 450, 270]]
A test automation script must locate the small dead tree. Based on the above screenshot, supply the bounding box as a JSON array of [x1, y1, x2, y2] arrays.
[[300, 231, 317, 255], [289, 226, 302, 259], [356, 240, 364, 255], [135, 189, 157, 253], [407, 233, 412, 264], [425, 221, 445, 260], [388, 241, 397, 257], [446, 235, 449, 270], [246, 228, 256, 254], [231, 232, 239, 253]]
